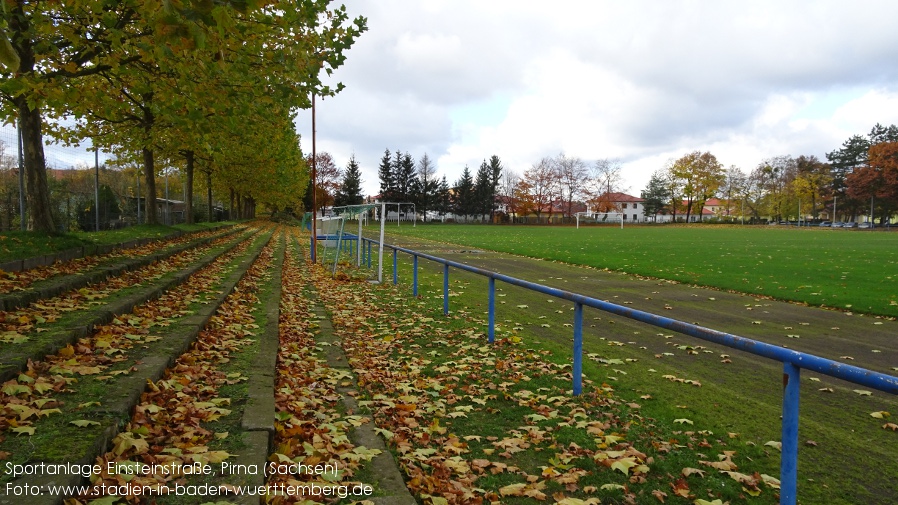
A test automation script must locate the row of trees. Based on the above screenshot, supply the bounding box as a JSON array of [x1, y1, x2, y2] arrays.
[[1, 1, 366, 231], [308, 123, 898, 227], [637, 124, 898, 224], [376, 150, 504, 222]]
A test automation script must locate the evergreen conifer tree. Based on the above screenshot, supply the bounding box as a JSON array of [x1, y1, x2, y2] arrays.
[[377, 149, 395, 201], [335, 154, 364, 206]]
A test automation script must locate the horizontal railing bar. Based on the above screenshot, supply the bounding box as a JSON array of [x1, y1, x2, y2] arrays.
[[368, 238, 898, 396]]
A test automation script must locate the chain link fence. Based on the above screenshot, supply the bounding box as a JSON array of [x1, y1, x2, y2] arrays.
[[0, 122, 223, 233]]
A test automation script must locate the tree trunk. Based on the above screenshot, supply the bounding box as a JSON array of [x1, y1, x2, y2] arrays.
[[229, 187, 235, 220], [142, 147, 157, 224], [16, 98, 55, 232], [184, 150, 194, 224], [9, 4, 54, 232]]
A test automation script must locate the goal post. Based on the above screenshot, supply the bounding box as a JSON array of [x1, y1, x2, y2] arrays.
[[576, 211, 625, 229]]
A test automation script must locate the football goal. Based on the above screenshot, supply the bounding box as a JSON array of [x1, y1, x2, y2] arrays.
[[575, 211, 625, 229]]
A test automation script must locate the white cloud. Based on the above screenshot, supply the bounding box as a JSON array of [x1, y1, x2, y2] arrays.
[[305, 0, 898, 196]]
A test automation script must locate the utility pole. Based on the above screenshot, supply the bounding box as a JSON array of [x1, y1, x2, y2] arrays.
[[311, 94, 318, 263]]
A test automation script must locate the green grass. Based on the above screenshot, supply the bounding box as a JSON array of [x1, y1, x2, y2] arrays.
[[378, 223, 898, 318], [347, 230, 898, 504], [0, 221, 238, 263]]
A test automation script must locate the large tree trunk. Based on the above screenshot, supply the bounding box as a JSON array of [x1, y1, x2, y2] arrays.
[[142, 147, 157, 224], [17, 99, 55, 232], [184, 150, 194, 224], [9, 4, 54, 232]]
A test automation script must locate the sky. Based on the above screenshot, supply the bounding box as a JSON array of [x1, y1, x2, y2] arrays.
[[294, 0, 898, 198]]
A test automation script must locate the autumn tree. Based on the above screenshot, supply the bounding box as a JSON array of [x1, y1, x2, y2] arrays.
[[586, 158, 625, 212], [791, 155, 831, 220], [500, 169, 520, 222], [827, 123, 898, 219], [304, 152, 341, 213], [553, 153, 587, 219], [1, 1, 366, 230], [519, 157, 557, 221], [717, 165, 747, 220], [846, 142, 898, 224], [669, 151, 724, 222]]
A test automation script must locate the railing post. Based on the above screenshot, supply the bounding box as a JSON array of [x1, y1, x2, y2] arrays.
[[781, 362, 801, 505], [443, 263, 450, 315], [488, 276, 496, 343], [413, 255, 419, 297], [573, 302, 583, 395], [367, 240, 372, 268], [393, 247, 398, 285]]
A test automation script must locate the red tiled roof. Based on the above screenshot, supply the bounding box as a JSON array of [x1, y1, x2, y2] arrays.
[[597, 192, 643, 203]]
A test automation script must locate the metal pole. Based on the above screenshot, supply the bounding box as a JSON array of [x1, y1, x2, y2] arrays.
[[378, 202, 386, 282], [392, 247, 398, 285], [311, 95, 317, 263], [488, 276, 496, 343], [95, 147, 100, 232], [833, 196, 837, 223], [17, 117, 24, 231], [443, 263, 449, 315], [573, 302, 584, 395], [780, 362, 801, 505], [357, 213, 363, 266]]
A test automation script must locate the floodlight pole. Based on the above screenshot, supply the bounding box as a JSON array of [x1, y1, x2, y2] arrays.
[[311, 94, 318, 263]]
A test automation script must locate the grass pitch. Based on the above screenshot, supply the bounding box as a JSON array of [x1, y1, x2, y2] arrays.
[[380, 224, 898, 318]]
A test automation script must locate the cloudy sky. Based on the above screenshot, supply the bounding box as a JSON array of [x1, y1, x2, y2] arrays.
[[294, 0, 898, 197]]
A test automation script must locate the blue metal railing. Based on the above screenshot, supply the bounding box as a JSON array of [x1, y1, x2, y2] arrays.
[[358, 237, 898, 505]]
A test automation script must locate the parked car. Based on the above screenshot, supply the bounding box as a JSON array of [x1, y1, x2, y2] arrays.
[[831, 221, 844, 228], [819, 221, 832, 227], [843, 222, 858, 228], [858, 222, 873, 229]]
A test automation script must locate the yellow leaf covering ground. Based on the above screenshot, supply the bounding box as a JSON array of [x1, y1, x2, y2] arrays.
[[0, 230, 256, 440], [309, 262, 662, 504]]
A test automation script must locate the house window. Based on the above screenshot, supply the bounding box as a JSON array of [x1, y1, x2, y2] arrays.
[[633, 214, 637, 221], [622, 214, 627, 220]]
